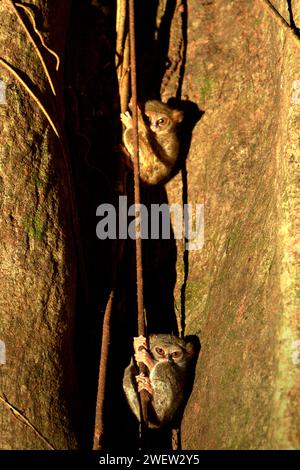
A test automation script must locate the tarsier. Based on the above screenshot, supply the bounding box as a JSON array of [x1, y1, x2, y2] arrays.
[[120, 100, 183, 185], [123, 334, 195, 429]]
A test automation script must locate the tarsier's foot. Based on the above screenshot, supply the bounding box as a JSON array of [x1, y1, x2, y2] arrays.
[[134, 336, 155, 371], [136, 373, 153, 395], [120, 111, 132, 128]]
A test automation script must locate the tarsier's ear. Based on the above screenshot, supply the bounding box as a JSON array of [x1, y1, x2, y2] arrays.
[[185, 341, 195, 357], [172, 109, 184, 123], [184, 335, 201, 358], [149, 333, 158, 341]]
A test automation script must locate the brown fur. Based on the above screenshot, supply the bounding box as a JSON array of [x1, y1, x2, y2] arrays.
[[123, 334, 195, 428], [121, 101, 183, 185]]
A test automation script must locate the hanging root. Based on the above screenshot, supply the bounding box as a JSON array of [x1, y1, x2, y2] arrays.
[[258, 0, 300, 48], [15, 2, 60, 71], [128, 0, 150, 428], [0, 58, 59, 137], [93, 291, 115, 450], [9, 0, 58, 95], [0, 394, 56, 450]]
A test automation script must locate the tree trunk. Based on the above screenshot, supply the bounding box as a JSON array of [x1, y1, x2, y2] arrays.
[[166, 0, 300, 450], [1, 0, 299, 452], [0, 0, 79, 449]]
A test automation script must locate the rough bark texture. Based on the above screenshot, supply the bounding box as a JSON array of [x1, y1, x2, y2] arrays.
[[166, 0, 300, 450], [1, 0, 299, 452], [0, 0, 79, 449]]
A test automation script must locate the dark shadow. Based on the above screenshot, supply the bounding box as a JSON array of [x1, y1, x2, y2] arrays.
[[172, 335, 201, 449], [64, 0, 202, 452], [181, 163, 189, 337], [64, 0, 122, 449], [135, 0, 177, 100], [167, 100, 204, 336], [176, 0, 187, 100], [287, 0, 300, 36], [141, 185, 179, 334]]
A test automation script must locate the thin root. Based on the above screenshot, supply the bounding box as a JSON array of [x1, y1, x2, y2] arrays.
[[0, 58, 59, 137], [0, 394, 55, 450], [9, 1, 58, 96]]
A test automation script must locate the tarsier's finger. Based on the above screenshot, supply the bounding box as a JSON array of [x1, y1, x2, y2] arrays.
[[134, 335, 146, 344], [136, 377, 148, 385], [134, 353, 141, 363], [135, 374, 146, 383], [134, 350, 147, 362], [135, 349, 155, 371], [121, 118, 130, 129], [137, 382, 153, 394], [133, 335, 147, 352]]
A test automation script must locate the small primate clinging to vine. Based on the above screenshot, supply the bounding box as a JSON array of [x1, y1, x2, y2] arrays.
[[121, 100, 183, 185], [123, 334, 196, 428]]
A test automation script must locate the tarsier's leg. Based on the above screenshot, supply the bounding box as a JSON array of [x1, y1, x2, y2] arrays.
[[123, 360, 142, 420], [136, 372, 153, 395]]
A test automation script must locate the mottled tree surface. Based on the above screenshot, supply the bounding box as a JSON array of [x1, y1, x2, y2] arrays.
[[0, 0, 79, 449], [0, 0, 299, 451], [166, 0, 300, 450]]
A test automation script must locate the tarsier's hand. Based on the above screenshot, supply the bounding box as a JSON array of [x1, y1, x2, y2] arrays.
[[134, 335, 155, 371], [120, 111, 133, 129], [135, 373, 153, 395], [121, 105, 144, 128], [123, 333, 196, 429], [133, 335, 147, 353]]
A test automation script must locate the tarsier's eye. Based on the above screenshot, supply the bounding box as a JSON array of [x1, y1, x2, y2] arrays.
[[155, 347, 164, 356], [171, 351, 181, 358], [157, 118, 166, 125]]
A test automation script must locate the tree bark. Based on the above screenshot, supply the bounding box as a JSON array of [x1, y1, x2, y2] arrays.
[[167, 0, 300, 450], [0, 0, 79, 449]]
